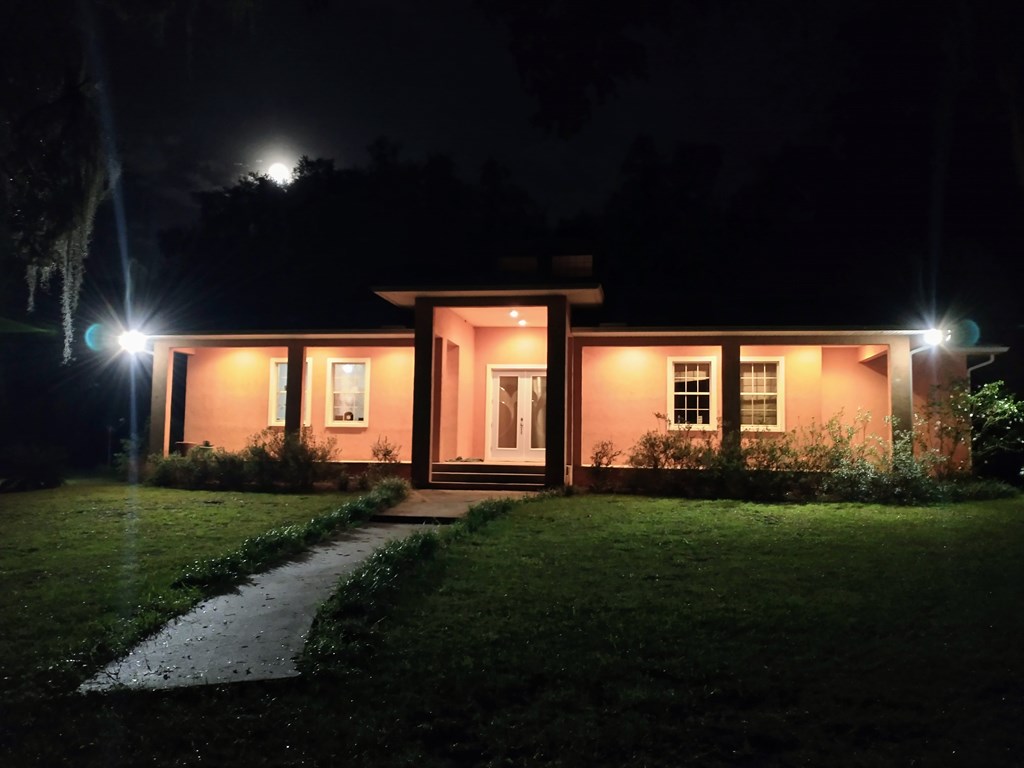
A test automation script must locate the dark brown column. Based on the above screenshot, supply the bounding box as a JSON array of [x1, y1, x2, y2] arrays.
[[888, 336, 913, 438], [411, 298, 435, 487], [720, 340, 741, 453], [545, 295, 569, 487], [284, 342, 305, 437]]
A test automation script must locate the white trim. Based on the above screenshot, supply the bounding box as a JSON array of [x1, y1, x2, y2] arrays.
[[740, 356, 785, 432], [666, 357, 717, 431], [325, 358, 371, 428], [268, 358, 312, 427]]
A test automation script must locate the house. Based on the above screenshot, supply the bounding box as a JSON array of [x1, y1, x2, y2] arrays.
[[145, 277, 1007, 490]]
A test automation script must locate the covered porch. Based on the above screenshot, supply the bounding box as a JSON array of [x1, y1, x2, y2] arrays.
[[375, 285, 602, 489]]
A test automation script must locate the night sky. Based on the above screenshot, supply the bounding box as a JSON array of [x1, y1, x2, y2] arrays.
[[82, 2, 1023, 336], [5, 0, 1024, 463]]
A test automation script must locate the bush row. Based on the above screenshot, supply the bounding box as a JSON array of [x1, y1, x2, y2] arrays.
[[141, 429, 406, 492], [300, 496, 519, 676], [173, 477, 410, 589], [590, 414, 1019, 504]]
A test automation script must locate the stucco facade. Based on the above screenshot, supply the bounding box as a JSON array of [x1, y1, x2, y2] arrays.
[[147, 285, 997, 488]]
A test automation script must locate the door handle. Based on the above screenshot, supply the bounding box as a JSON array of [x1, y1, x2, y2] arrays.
[[519, 417, 524, 435]]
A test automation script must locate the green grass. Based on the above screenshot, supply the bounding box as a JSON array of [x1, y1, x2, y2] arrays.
[[4, 494, 1024, 766], [0, 478, 357, 697]]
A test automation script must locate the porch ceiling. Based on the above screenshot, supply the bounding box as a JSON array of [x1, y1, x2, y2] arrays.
[[449, 306, 548, 328]]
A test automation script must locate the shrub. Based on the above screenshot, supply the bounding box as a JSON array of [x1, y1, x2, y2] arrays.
[[589, 440, 622, 492], [146, 428, 339, 491], [244, 427, 338, 491], [590, 439, 621, 468], [627, 413, 717, 470], [360, 435, 401, 488], [941, 478, 1019, 501], [823, 428, 944, 504]]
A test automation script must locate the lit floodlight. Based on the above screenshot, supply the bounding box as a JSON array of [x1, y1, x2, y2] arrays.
[[118, 329, 147, 354], [923, 328, 946, 346]]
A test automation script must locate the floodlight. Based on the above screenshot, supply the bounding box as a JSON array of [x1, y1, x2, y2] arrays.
[[118, 329, 147, 354]]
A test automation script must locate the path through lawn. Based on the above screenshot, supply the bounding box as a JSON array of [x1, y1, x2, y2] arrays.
[[0, 479, 355, 697], [5, 494, 1023, 767]]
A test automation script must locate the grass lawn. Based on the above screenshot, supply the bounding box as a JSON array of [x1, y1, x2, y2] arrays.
[[4, 494, 1024, 766], [0, 478, 356, 698]]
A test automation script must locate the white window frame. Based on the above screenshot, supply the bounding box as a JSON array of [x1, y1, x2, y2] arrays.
[[268, 358, 312, 427], [325, 358, 371, 428], [740, 356, 785, 432], [666, 357, 717, 431]]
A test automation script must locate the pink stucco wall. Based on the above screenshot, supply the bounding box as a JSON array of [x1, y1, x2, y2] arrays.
[[578, 343, 898, 465], [471, 326, 547, 458], [820, 346, 891, 442], [183, 347, 286, 452], [433, 308, 477, 460], [579, 345, 721, 462], [182, 345, 415, 461], [912, 347, 970, 467]]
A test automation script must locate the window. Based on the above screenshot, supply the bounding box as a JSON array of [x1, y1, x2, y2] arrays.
[[269, 359, 312, 426], [667, 358, 715, 429], [326, 358, 370, 427], [740, 358, 784, 430]]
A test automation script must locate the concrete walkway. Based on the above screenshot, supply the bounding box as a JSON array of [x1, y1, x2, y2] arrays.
[[80, 489, 528, 692]]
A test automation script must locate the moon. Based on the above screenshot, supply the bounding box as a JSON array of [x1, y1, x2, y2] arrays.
[[268, 162, 291, 184]]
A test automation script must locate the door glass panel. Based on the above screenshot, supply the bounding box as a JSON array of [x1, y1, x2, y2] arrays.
[[530, 376, 547, 449], [497, 375, 519, 449]]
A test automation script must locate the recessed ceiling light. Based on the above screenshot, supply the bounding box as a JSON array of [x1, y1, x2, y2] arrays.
[[517, 319, 527, 327], [509, 309, 519, 318]]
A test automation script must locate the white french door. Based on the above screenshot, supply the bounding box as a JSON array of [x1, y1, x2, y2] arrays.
[[487, 368, 547, 462]]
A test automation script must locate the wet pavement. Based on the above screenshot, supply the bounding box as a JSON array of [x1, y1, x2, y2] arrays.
[[80, 489, 530, 692]]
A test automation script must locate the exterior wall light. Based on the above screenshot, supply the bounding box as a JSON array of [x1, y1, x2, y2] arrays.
[[923, 328, 950, 346], [118, 329, 148, 354]]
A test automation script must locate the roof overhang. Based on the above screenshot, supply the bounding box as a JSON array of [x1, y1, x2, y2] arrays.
[[373, 284, 604, 308], [571, 327, 925, 338], [148, 329, 413, 344]]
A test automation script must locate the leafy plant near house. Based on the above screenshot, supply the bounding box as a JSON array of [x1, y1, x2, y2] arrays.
[[370, 434, 401, 463], [590, 439, 622, 468], [626, 412, 718, 470], [589, 439, 623, 492], [245, 427, 339, 491], [919, 379, 1024, 479], [147, 428, 339, 491], [611, 410, 1016, 503], [359, 435, 402, 489]]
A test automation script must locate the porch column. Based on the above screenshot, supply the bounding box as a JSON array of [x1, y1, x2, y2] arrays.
[[888, 335, 913, 437], [545, 295, 569, 487], [720, 340, 741, 453], [149, 341, 173, 457], [411, 298, 435, 487], [284, 342, 305, 437]]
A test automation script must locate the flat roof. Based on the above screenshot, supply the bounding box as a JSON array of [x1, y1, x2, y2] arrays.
[[373, 284, 605, 307]]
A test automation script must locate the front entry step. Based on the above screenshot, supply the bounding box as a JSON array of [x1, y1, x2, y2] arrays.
[[430, 462, 546, 490]]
